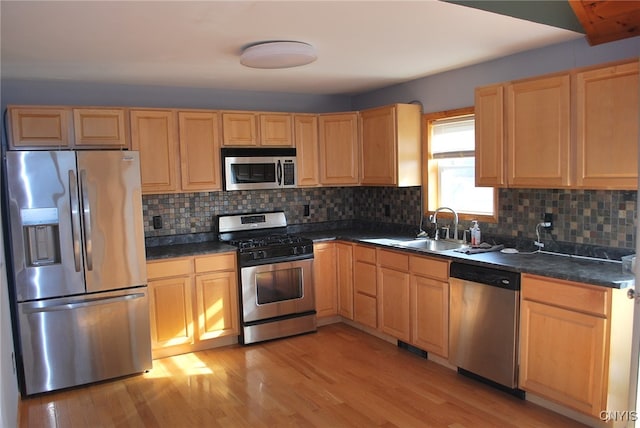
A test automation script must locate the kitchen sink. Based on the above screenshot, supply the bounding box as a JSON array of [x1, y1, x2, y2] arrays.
[[394, 238, 468, 253]]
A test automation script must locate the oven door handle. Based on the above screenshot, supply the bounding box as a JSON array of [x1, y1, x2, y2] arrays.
[[277, 160, 282, 186]]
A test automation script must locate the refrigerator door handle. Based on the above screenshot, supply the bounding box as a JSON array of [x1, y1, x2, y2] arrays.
[[21, 292, 146, 314], [79, 169, 94, 271], [68, 170, 82, 272]]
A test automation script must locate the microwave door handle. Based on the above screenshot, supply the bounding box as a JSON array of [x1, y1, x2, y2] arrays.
[[277, 160, 282, 186], [79, 169, 93, 271], [68, 170, 82, 272]]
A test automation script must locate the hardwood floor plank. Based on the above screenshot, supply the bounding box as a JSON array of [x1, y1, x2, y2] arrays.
[[19, 323, 588, 428]]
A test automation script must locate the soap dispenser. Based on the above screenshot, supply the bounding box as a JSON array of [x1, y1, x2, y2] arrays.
[[470, 220, 481, 246]]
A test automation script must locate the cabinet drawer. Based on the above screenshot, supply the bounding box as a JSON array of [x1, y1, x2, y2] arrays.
[[377, 249, 409, 272], [147, 258, 192, 279], [409, 256, 449, 281], [194, 252, 236, 273], [354, 245, 376, 263], [521, 274, 610, 317]]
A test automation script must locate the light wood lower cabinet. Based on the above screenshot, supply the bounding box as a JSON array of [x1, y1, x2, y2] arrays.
[[336, 242, 354, 319], [313, 242, 338, 318], [377, 249, 411, 342], [409, 255, 449, 358], [147, 252, 239, 359], [353, 245, 377, 328], [519, 274, 633, 418]]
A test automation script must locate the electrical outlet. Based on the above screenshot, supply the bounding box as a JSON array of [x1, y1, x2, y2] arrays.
[[384, 204, 390, 217], [152, 215, 163, 230], [543, 213, 553, 230], [303, 204, 310, 217]]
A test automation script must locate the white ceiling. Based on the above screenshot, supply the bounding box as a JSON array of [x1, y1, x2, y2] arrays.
[[0, 1, 584, 95]]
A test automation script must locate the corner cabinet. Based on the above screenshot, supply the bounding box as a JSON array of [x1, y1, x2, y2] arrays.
[[359, 104, 421, 187], [146, 252, 239, 359], [318, 112, 359, 186], [575, 60, 639, 189], [519, 274, 633, 418]]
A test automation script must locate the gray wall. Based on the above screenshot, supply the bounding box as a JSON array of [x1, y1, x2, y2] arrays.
[[352, 37, 640, 112], [0, 80, 352, 114]]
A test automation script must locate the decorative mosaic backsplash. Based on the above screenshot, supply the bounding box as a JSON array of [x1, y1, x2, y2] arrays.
[[143, 187, 637, 250]]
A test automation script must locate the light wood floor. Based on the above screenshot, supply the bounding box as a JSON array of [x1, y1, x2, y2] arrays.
[[19, 323, 587, 428]]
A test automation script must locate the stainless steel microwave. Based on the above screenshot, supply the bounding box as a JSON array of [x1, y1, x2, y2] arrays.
[[222, 148, 297, 191]]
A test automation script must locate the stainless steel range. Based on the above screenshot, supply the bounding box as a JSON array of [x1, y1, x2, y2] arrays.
[[218, 211, 316, 344]]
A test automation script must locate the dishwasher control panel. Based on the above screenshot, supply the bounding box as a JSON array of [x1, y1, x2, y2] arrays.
[[450, 262, 520, 290]]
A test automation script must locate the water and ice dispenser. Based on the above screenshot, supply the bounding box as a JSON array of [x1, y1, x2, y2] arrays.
[[21, 207, 61, 267]]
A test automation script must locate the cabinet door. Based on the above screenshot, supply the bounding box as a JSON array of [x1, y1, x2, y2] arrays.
[[8, 106, 72, 149], [519, 299, 607, 416], [336, 242, 354, 319], [410, 275, 448, 357], [221, 112, 257, 146], [260, 113, 293, 147], [360, 105, 396, 185], [148, 276, 194, 350], [130, 110, 179, 194], [319, 113, 359, 185], [178, 111, 221, 191], [295, 114, 320, 187], [195, 271, 239, 341], [378, 267, 410, 342], [475, 84, 506, 187], [73, 108, 129, 148], [313, 242, 338, 318], [353, 259, 377, 328], [506, 74, 571, 188], [576, 61, 639, 189]]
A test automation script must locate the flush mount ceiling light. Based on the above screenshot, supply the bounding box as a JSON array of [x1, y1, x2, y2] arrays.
[[240, 41, 317, 69]]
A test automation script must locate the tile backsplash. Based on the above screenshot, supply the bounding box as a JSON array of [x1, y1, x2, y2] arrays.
[[143, 187, 637, 250]]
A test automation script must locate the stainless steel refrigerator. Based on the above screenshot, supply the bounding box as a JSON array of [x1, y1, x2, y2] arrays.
[[4, 150, 152, 396]]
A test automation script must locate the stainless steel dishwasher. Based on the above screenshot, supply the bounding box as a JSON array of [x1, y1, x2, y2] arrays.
[[449, 262, 523, 396]]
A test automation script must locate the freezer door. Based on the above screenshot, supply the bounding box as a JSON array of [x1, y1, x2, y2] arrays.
[[77, 151, 147, 292], [18, 287, 152, 395], [5, 151, 85, 301]]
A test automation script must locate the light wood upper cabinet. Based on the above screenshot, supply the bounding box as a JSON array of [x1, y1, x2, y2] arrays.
[[221, 112, 258, 146], [294, 114, 320, 187], [8, 106, 73, 149], [360, 103, 421, 187], [506, 73, 571, 188], [319, 112, 359, 186], [260, 113, 293, 147], [313, 242, 338, 318], [73, 108, 129, 148], [336, 242, 354, 320], [475, 85, 505, 187], [130, 109, 179, 194], [178, 111, 221, 192], [575, 60, 639, 189]]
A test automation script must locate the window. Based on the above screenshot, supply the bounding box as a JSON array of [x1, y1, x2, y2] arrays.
[[424, 107, 497, 223]]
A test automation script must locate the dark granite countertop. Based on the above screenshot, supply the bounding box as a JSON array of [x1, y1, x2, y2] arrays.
[[145, 227, 634, 289], [300, 229, 634, 289]]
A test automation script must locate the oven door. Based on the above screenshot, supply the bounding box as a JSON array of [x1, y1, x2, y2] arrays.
[[241, 258, 314, 323]]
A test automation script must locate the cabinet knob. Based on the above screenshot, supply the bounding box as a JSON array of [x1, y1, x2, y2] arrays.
[[627, 288, 636, 300]]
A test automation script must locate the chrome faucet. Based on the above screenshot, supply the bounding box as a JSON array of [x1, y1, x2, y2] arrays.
[[431, 206, 459, 241]]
